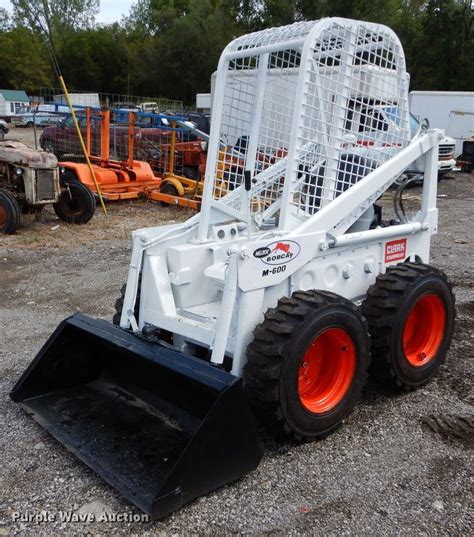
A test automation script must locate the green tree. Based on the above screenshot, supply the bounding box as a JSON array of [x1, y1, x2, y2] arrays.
[[129, 0, 239, 102], [0, 8, 12, 31], [11, 0, 99, 33], [410, 0, 473, 90], [0, 27, 54, 91], [56, 24, 130, 93]]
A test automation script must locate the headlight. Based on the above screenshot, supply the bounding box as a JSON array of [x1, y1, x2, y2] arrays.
[[14, 167, 23, 176]]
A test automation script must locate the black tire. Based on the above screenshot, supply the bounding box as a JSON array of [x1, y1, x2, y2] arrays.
[[26, 121, 34, 128], [160, 182, 179, 196], [0, 130, 5, 141], [243, 290, 370, 441], [53, 180, 96, 224], [159, 181, 180, 206], [0, 190, 21, 234], [182, 166, 200, 181], [60, 170, 78, 183], [362, 262, 455, 390], [113, 282, 140, 326]]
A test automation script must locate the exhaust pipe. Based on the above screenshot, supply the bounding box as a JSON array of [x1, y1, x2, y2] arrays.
[[11, 313, 262, 519]]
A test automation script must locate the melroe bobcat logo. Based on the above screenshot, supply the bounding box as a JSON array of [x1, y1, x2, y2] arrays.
[[253, 240, 301, 266]]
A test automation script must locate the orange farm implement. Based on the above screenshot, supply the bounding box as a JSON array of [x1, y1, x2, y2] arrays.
[[60, 109, 202, 209]]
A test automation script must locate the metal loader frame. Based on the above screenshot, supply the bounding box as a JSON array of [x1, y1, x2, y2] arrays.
[[120, 18, 442, 375]]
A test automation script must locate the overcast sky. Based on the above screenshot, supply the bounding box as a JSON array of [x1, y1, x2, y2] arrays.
[[0, 0, 136, 24]]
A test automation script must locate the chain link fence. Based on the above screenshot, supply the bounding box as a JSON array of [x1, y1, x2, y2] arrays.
[[3, 90, 210, 181]]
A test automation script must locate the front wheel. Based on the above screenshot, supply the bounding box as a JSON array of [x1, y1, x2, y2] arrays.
[[53, 180, 96, 224], [243, 290, 370, 441], [0, 190, 21, 234], [362, 262, 455, 389]]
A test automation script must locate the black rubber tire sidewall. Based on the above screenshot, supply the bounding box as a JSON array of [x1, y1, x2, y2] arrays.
[[280, 306, 370, 438], [54, 180, 95, 224], [389, 274, 455, 387], [160, 182, 179, 196], [0, 190, 21, 234], [182, 166, 199, 181]]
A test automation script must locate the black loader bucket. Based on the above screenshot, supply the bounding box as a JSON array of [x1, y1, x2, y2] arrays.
[[10, 313, 263, 519]]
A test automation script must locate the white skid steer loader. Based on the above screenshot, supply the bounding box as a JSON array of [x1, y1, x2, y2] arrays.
[[12, 18, 455, 519]]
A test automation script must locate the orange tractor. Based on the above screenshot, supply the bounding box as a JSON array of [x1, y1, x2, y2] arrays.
[[60, 109, 202, 209]]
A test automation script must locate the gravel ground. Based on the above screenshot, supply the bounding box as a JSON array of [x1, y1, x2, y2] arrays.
[[0, 174, 472, 536]]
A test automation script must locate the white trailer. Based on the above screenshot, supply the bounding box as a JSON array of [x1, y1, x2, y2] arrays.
[[448, 108, 474, 155], [409, 91, 474, 154], [53, 92, 100, 108], [196, 93, 211, 112]]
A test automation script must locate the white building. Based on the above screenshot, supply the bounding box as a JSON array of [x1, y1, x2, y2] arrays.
[[0, 89, 30, 118]]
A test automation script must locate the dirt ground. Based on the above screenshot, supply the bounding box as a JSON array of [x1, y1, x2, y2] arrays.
[[0, 174, 472, 536]]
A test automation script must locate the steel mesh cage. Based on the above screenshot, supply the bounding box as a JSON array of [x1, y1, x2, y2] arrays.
[[203, 18, 411, 231]]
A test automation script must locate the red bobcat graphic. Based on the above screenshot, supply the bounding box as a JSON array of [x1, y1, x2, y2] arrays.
[[271, 242, 291, 254]]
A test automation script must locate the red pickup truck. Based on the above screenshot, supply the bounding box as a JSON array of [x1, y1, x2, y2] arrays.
[[39, 115, 173, 160], [39, 113, 210, 181]]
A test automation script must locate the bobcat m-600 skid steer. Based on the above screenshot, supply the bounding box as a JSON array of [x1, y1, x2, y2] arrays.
[[12, 18, 455, 519]]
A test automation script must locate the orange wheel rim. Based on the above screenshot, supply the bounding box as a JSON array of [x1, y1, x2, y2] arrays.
[[298, 327, 356, 414], [403, 293, 446, 367]]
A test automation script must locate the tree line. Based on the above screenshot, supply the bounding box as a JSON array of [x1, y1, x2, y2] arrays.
[[0, 0, 472, 105]]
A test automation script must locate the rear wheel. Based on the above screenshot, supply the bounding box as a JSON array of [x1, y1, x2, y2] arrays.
[[159, 181, 180, 206], [53, 179, 96, 224], [243, 290, 370, 441], [362, 262, 455, 389], [182, 166, 200, 181], [160, 182, 179, 196], [113, 283, 140, 326], [0, 190, 21, 234]]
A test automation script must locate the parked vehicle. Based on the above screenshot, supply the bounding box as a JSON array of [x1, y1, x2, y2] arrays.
[[448, 108, 474, 156], [111, 101, 140, 111], [138, 102, 158, 113], [40, 113, 190, 162], [12, 105, 67, 128], [0, 141, 95, 233], [409, 91, 474, 155], [456, 139, 474, 173], [347, 104, 456, 179], [40, 115, 103, 158]]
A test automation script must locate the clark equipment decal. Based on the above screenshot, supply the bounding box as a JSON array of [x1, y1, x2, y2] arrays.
[[385, 238, 407, 263], [253, 240, 301, 266]]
